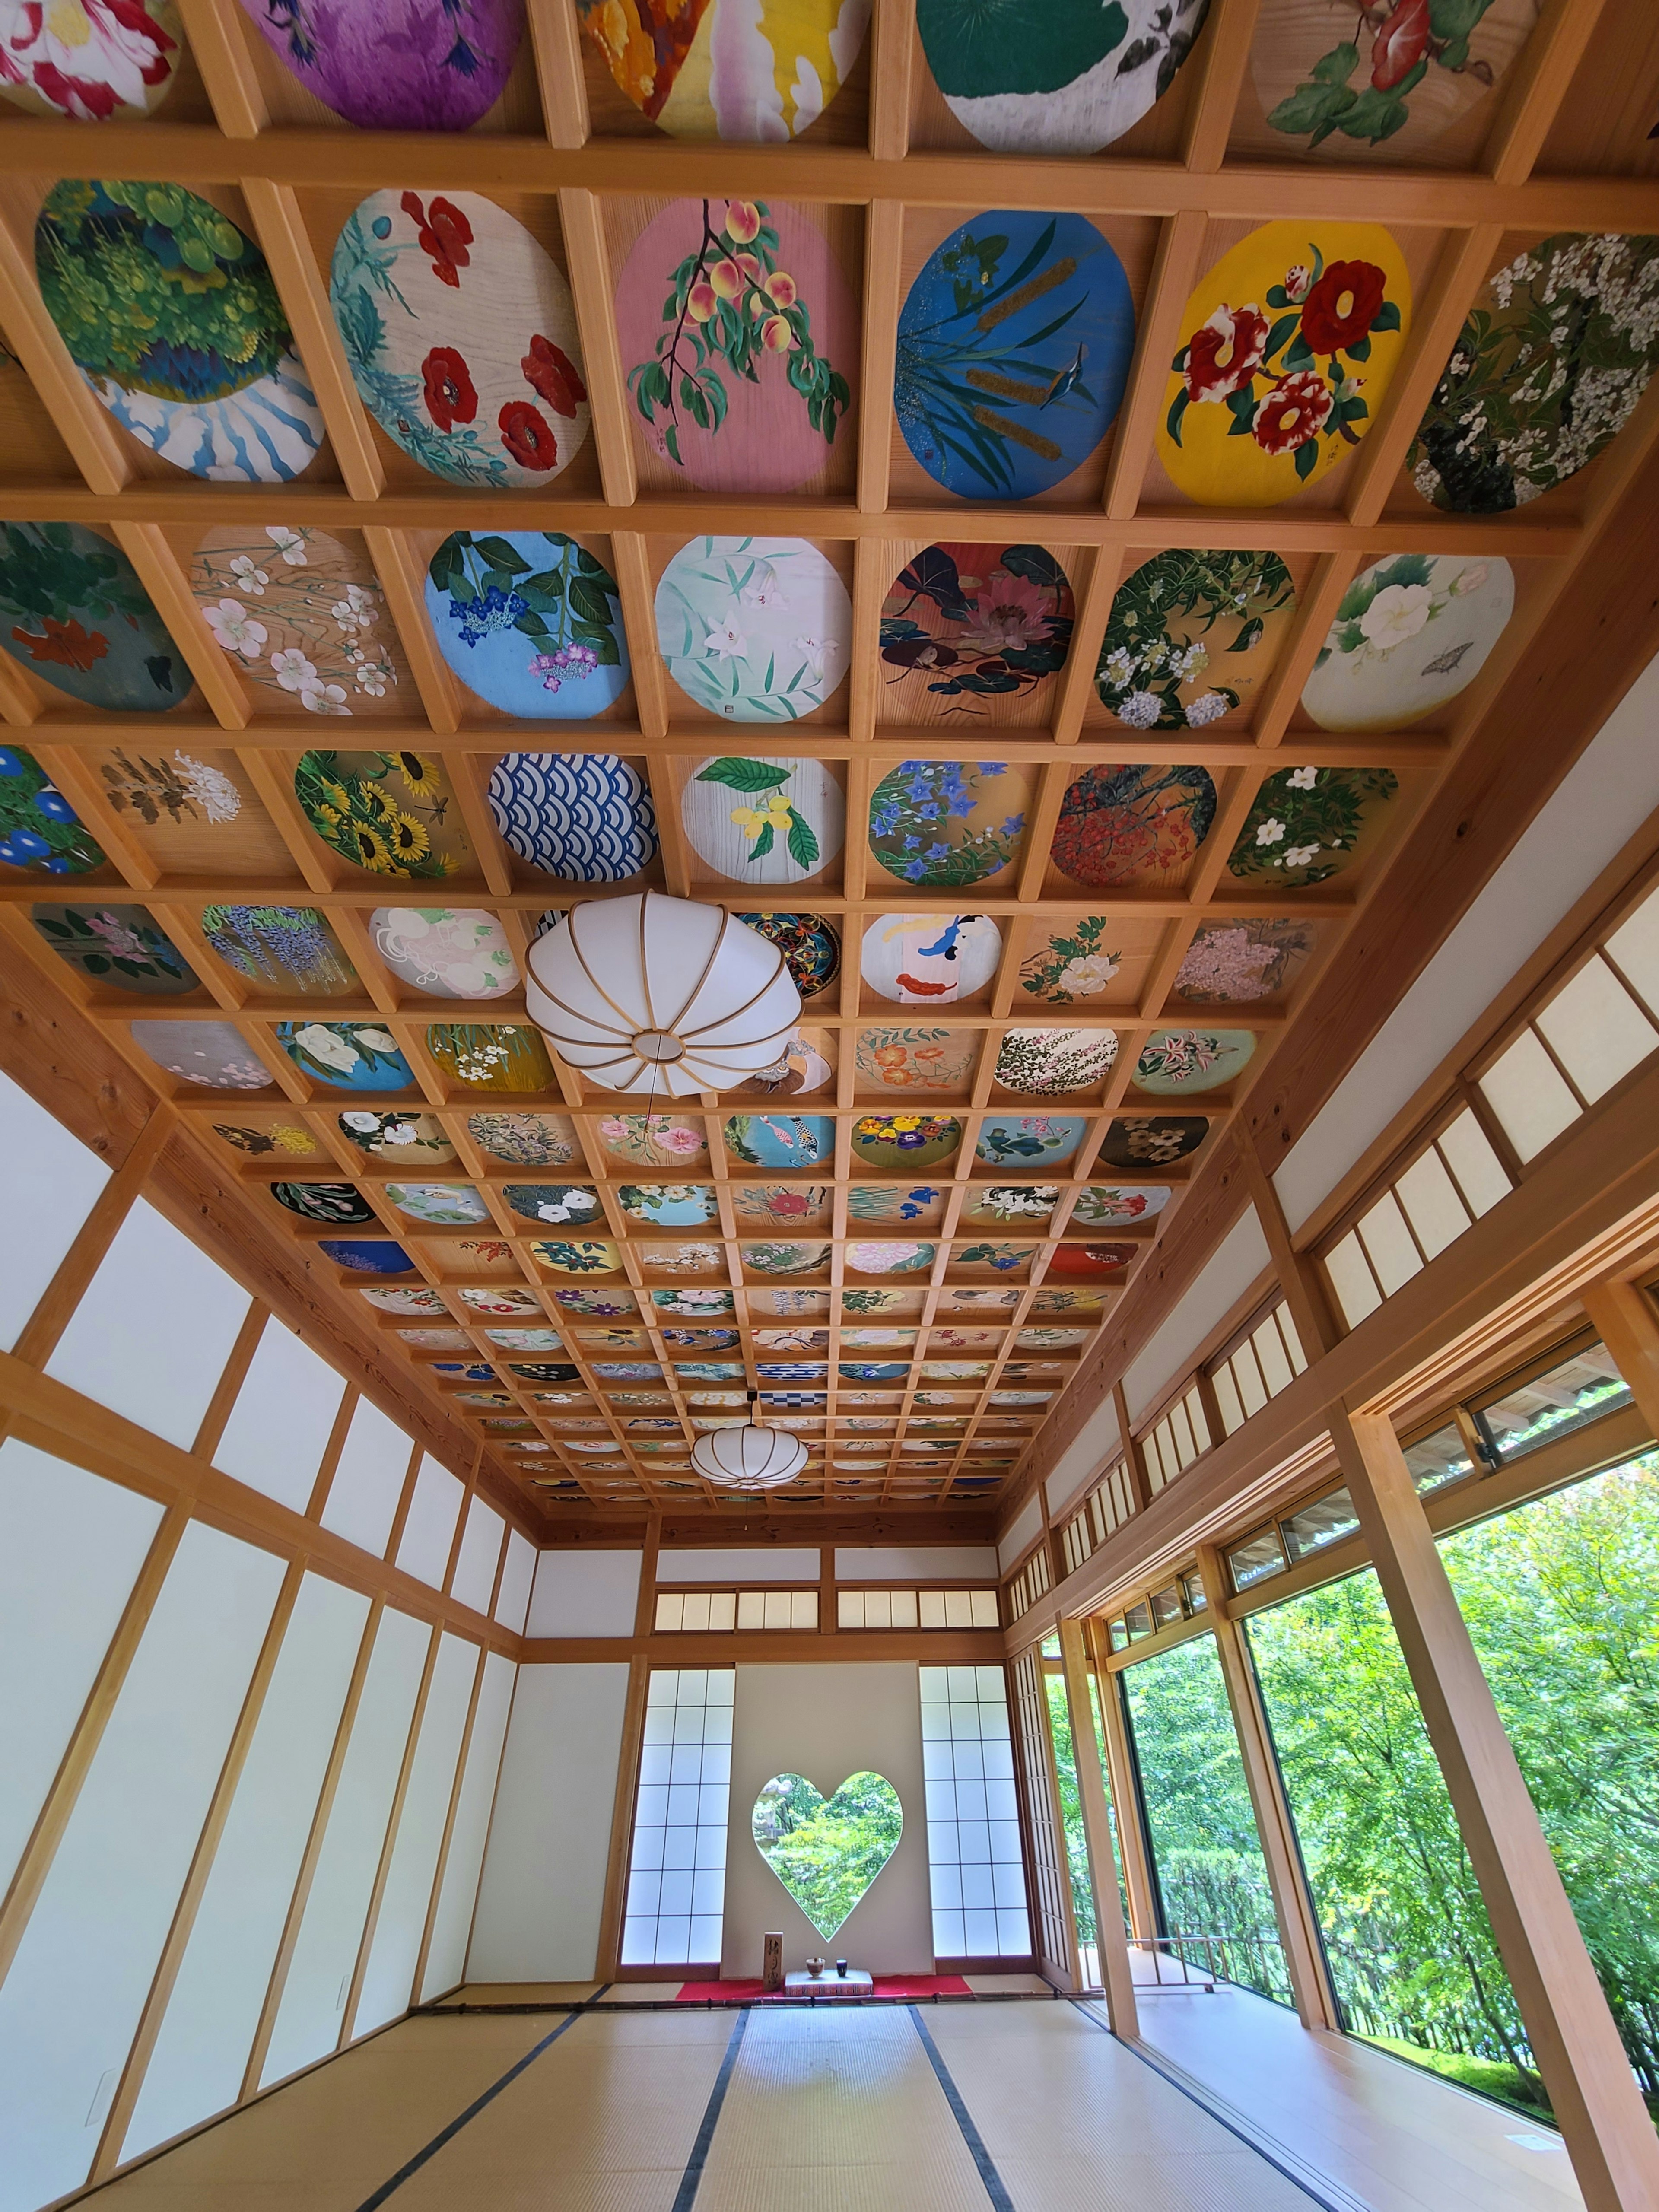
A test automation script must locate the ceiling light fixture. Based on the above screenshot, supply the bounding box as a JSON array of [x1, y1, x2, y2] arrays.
[[525, 891, 801, 1096], [691, 1392, 808, 1489]]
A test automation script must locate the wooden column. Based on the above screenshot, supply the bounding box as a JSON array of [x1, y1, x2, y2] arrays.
[[1084, 1618, 1158, 1944], [594, 1651, 652, 1979], [1058, 1619, 1138, 2035], [1580, 1278, 1659, 1441], [1332, 1405, 1659, 2212], [1194, 1547, 1340, 2032]]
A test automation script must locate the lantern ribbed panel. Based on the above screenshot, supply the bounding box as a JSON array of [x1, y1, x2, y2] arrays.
[[690, 1423, 807, 1488]]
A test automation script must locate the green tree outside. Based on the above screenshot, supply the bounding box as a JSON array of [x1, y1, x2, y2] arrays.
[[751, 1770, 903, 1940]]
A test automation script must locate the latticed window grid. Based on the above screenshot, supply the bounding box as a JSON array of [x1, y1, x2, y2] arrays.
[[1007, 1649, 1070, 1976], [620, 1668, 733, 1968], [1005, 1545, 1052, 1621], [653, 1589, 817, 1632], [1140, 1384, 1212, 1494], [1060, 1460, 1138, 1576], [920, 1665, 1029, 1963], [838, 1588, 999, 1629], [1210, 1303, 1308, 1436]]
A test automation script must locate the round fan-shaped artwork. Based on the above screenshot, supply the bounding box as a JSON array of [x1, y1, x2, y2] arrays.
[[1097, 1115, 1208, 1170], [1158, 222, 1411, 507], [385, 1182, 493, 1224], [995, 1027, 1118, 1095], [271, 1182, 376, 1225], [1073, 1184, 1170, 1227], [331, 190, 590, 488], [619, 1184, 721, 1227], [36, 181, 322, 485], [1135, 1028, 1257, 1095], [0, 0, 181, 118], [1097, 550, 1296, 730], [744, 1242, 833, 1274], [849, 1114, 962, 1171], [192, 525, 406, 716], [279, 1020, 415, 1090], [31, 903, 196, 994], [896, 211, 1135, 500], [1047, 1242, 1135, 1276], [683, 756, 843, 884], [917, 0, 1209, 153], [426, 1022, 554, 1090], [319, 1238, 414, 1273], [201, 906, 358, 995], [617, 199, 856, 492], [857, 1026, 977, 1093], [1051, 764, 1217, 890], [860, 913, 1002, 1004], [879, 542, 1074, 721], [1173, 918, 1314, 1005], [962, 1185, 1059, 1227], [295, 749, 471, 880], [574, 0, 868, 140], [339, 1108, 457, 1162], [504, 1183, 603, 1227], [131, 1020, 271, 1089], [0, 524, 184, 713], [372, 908, 519, 999], [655, 538, 851, 721], [723, 1112, 833, 1170], [533, 1239, 623, 1274], [847, 1243, 936, 1276], [976, 1114, 1087, 1167], [1301, 554, 1515, 729], [0, 745, 106, 877], [487, 753, 658, 879], [1228, 766, 1398, 889], [596, 1113, 709, 1167], [238, 0, 524, 128], [734, 912, 840, 998], [868, 760, 1030, 889], [468, 1110, 581, 1164], [426, 532, 629, 718]]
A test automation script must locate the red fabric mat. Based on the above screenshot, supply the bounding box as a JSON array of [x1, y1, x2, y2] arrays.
[[674, 1974, 972, 2002]]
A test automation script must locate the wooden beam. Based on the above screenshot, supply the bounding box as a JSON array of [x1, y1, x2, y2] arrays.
[[1332, 1406, 1659, 2212], [593, 1652, 651, 1980], [1057, 1618, 1138, 2034], [1084, 1616, 1158, 1943], [1579, 1277, 1659, 1446]]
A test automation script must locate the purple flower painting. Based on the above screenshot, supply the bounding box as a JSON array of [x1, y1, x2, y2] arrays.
[[238, 0, 525, 132]]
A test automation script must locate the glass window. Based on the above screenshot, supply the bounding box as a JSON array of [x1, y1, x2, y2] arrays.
[[1281, 1487, 1360, 1562], [1226, 1528, 1286, 1592], [1119, 1637, 1290, 2004], [1476, 1342, 1633, 1463], [1247, 1573, 1541, 2117], [1107, 1617, 1129, 1653], [620, 1669, 733, 1968], [1122, 1601, 1153, 1641], [1149, 1584, 1184, 1629], [1401, 1423, 1475, 1496], [1180, 1570, 1207, 1615], [919, 1665, 1030, 1961]]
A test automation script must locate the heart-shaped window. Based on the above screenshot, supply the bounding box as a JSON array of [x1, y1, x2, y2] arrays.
[[751, 1771, 904, 1939]]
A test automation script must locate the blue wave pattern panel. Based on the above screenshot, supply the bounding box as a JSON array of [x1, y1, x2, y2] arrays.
[[486, 753, 659, 881]]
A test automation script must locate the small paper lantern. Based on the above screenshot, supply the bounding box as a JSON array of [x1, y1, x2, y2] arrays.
[[691, 1420, 807, 1489], [526, 893, 801, 1096]]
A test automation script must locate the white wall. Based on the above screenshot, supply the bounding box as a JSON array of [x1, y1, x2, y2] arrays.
[[526, 1549, 640, 1636], [996, 1493, 1044, 1574], [468, 1664, 631, 1982], [658, 1547, 820, 1583], [1044, 1395, 1120, 1521], [214, 1320, 345, 1513], [834, 1547, 998, 1580], [0, 1070, 110, 1353], [1122, 1205, 1270, 1424], [422, 1652, 516, 2000]]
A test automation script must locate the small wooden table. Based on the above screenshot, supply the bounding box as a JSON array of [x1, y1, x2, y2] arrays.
[[782, 1969, 873, 1997]]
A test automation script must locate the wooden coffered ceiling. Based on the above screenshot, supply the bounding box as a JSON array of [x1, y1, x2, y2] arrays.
[[0, 0, 1656, 1539]]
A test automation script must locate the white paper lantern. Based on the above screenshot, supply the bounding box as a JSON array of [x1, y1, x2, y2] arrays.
[[691, 1421, 807, 1489], [526, 892, 801, 1097]]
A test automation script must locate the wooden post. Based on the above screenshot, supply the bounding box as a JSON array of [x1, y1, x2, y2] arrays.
[[1332, 1405, 1659, 2212], [1084, 1617, 1158, 1944], [1194, 1546, 1340, 2032], [1580, 1278, 1659, 1442], [1057, 1618, 1138, 2035]]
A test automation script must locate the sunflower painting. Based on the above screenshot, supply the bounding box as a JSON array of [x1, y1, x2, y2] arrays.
[[293, 749, 469, 878]]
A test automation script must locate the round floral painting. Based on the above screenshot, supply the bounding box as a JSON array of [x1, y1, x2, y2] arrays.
[[897, 211, 1135, 500], [385, 1182, 493, 1224], [1047, 1242, 1135, 1276], [467, 1109, 579, 1165], [1158, 222, 1411, 507], [847, 1185, 944, 1228], [488, 753, 658, 880], [0, 745, 106, 876], [1134, 1028, 1257, 1095], [533, 1239, 623, 1274], [744, 1242, 832, 1274], [238, 0, 524, 128], [682, 755, 844, 884], [961, 1185, 1059, 1227], [426, 1023, 554, 1091], [201, 906, 358, 996], [426, 531, 629, 718], [733, 1185, 833, 1230], [271, 1182, 375, 1226], [1096, 550, 1296, 730], [0, 0, 181, 118], [597, 1113, 709, 1167], [372, 908, 519, 999], [1051, 764, 1217, 890], [847, 1242, 936, 1276], [655, 537, 851, 721], [619, 1184, 720, 1227], [1301, 554, 1515, 730], [1410, 234, 1659, 514], [917, 0, 1209, 153], [331, 190, 590, 488], [575, 0, 868, 140], [36, 181, 322, 484], [995, 1028, 1118, 1095], [976, 1114, 1087, 1167], [860, 913, 1003, 1004], [1018, 918, 1126, 1006], [1174, 918, 1314, 1005], [734, 912, 840, 998], [319, 1238, 414, 1274], [132, 1020, 271, 1090], [857, 1026, 978, 1094], [1097, 1114, 1208, 1170], [295, 750, 470, 880], [1228, 766, 1398, 888], [504, 1182, 603, 1228], [31, 903, 196, 994], [0, 523, 184, 714], [340, 1108, 456, 1162], [880, 543, 1074, 720], [868, 760, 1030, 889], [1073, 1184, 1170, 1228], [849, 1113, 962, 1171], [279, 1020, 414, 1091], [192, 525, 405, 717]]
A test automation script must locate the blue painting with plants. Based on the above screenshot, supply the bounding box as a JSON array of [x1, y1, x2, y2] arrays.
[[424, 530, 629, 718], [895, 211, 1135, 500]]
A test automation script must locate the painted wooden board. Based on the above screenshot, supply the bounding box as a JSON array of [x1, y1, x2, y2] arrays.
[[743, 1241, 833, 1273], [846, 1185, 944, 1227], [962, 1184, 1059, 1227], [131, 1019, 272, 1088], [995, 1027, 1119, 1094], [532, 1238, 623, 1274], [974, 1114, 1086, 1166], [371, 906, 518, 998], [90, 744, 289, 879], [1046, 1242, 1135, 1276], [1250, 0, 1537, 165], [504, 1182, 602, 1226], [426, 531, 629, 717], [340, 1107, 458, 1161], [847, 1241, 935, 1275], [31, 901, 197, 993], [880, 542, 1074, 720], [1051, 763, 1216, 889], [1300, 553, 1514, 729], [278, 1018, 414, 1088], [424, 1020, 554, 1089], [1097, 549, 1296, 728], [192, 524, 407, 716], [1158, 222, 1411, 507], [0, 523, 185, 712], [917, 0, 1209, 153], [575, 0, 869, 140], [331, 190, 590, 487], [1173, 917, 1316, 1004], [1133, 1026, 1257, 1093], [238, 0, 525, 130], [738, 1027, 836, 1097], [855, 1024, 977, 1093], [656, 537, 851, 721], [618, 199, 855, 490], [1409, 233, 1659, 513], [596, 1112, 709, 1166], [1227, 763, 1398, 887], [487, 751, 658, 877], [382, 1180, 489, 1223], [1073, 1183, 1170, 1226], [200, 903, 359, 993], [0, 745, 106, 876], [860, 912, 1002, 1003], [723, 1111, 833, 1167], [35, 181, 323, 483], [1017, 917, 1136, 1004], [896, 212, 1134, 501], [682, 754, 842, 885], [1097, 1113, 1208, 1168], [868, 759, 1031, 889], [734, 911, 839, 997], [319, 1237, 413, 1273], [620, 1183, 721, 1226], [271, 1181, 375, 1224], [0, 0, 181, 118], [294, 748, 474, 878], [467, 1108, 580, 1162]]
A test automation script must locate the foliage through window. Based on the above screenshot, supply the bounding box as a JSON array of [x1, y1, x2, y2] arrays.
[[751, 1770, 903, 1941]]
